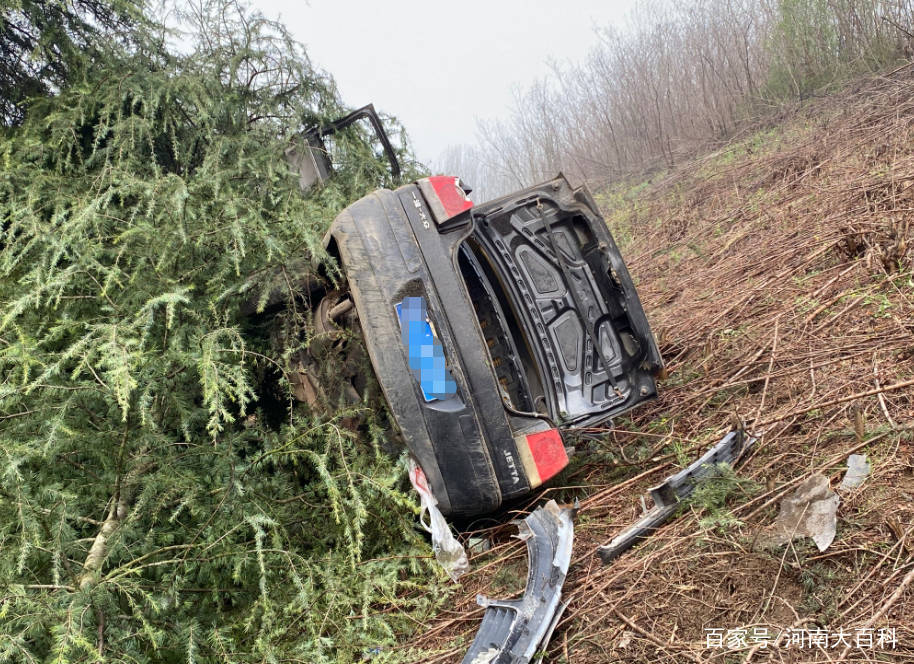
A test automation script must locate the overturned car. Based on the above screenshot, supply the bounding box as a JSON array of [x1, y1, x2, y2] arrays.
[[279, 105, 663, 517], [322, 172, 663, 515]]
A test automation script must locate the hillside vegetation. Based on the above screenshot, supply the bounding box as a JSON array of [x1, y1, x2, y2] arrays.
[[443, 0, 914, 201], [412, 69, 914, 663], [3, 1, 914, 663], [0, 2, 437, 662]]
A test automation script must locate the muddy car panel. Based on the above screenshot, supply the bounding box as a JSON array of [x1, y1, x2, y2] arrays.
[[327, 189, 541, 515], [327, 174, 662, 515]]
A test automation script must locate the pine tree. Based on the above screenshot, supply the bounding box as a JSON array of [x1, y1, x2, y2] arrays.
[[0, 2, 441, 662], [0, 0, 142, 125]]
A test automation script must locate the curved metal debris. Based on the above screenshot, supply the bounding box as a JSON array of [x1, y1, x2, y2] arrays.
[[598, 428, 754, 563], [462, 500, 575, 664]]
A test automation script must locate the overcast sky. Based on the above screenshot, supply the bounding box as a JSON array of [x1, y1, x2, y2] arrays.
[[252, 0, 638, 166]]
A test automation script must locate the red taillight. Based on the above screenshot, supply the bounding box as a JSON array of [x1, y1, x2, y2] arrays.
[[417, 176, 473, 223], [517, 428, 568, 487]]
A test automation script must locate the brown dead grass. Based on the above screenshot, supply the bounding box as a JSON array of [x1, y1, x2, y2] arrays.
[[402, 68, 914, 663]]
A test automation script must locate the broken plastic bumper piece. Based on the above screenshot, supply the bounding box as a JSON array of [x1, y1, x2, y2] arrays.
[[597, 428, 755, 564], [462, 500, 575, 664]]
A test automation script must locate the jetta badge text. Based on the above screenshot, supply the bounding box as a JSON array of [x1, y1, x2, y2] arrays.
[[411, 191, 431, 229]]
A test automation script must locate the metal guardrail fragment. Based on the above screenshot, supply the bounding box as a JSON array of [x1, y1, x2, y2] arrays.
[[462, 500, 575, 664], [597, 428, 755, 564]]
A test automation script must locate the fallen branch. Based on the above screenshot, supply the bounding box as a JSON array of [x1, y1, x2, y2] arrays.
[[756, 378, 914, 428], [874, 356, 897, 429], [751, 317, 780, 428], [838, 563, 914, 661], [612, 608, 703, 663]]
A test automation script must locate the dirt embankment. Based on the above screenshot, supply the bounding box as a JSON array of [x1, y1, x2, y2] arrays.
[[407, 70, 914, 663]]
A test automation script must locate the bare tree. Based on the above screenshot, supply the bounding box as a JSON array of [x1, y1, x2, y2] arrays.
[[442, 0, 914, 199]]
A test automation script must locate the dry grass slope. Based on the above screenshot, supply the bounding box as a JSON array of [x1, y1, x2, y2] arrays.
[[404, 69, 914, 663]]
